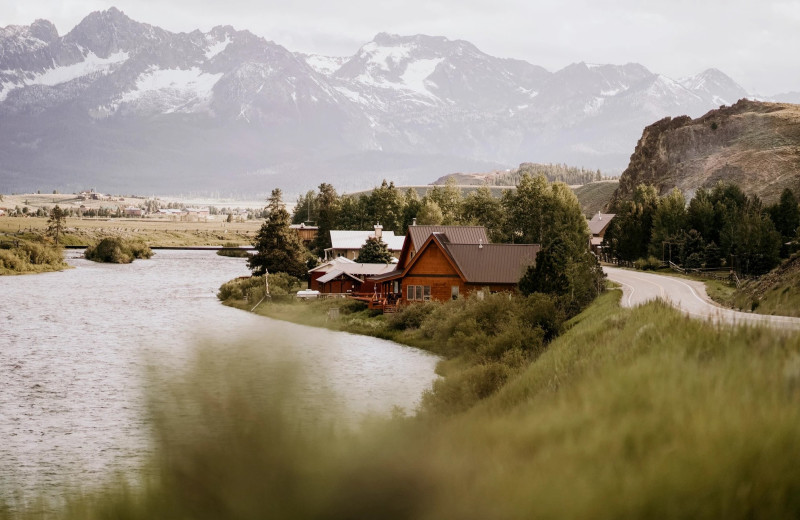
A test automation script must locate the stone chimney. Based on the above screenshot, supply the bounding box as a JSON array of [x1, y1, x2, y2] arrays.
[[412, 218, 417, 226], [374, 223, 383, 240]]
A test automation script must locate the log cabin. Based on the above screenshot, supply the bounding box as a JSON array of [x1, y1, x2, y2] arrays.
[[368, 225, 539, 307]]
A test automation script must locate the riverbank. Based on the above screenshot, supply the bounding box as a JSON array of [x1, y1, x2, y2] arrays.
[[0, 239, 69, 275], [0, 216, 261, 247], [10, 287, 800, 518]]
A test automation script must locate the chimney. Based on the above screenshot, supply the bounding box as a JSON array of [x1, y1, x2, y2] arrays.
[[412, 218, 417, 226], [374, 223, 383, 240]]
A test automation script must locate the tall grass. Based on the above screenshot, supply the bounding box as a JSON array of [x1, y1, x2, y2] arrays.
[[8, 290, 800, 518], [0, 240, 66, 275]]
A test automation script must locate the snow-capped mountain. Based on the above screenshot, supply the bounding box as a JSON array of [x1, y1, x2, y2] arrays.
[[0, 8, 763, 195]]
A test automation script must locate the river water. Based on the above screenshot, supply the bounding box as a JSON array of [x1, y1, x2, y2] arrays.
[[0, 250, 438, 504]]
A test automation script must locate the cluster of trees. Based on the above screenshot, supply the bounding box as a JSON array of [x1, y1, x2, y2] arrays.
[[604, 183, 799, 276], [257, 175, 605, 312], [293, 177, 598, 258], [489, 162, 604, 186], [5, 205, 120, 218]]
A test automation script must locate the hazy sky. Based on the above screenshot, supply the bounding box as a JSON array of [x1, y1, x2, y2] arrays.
[[2, 0, 798, 95]]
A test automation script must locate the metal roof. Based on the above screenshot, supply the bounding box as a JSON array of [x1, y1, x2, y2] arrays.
[[407, 225, 489, 251], [329, 230, 405, 251], [369, 234, 539, 284], [317, 269, 361, 284], [317, 262, 396, 283], [587, 213, 616, 236], [308, 256, 357, 273], [443, 242, 540, 284]]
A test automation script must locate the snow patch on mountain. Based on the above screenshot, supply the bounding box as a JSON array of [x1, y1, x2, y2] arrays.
[[399, 58, 443, 97], [304, 54, 346, 76], [205, 36, 231, 59], [361, 41, 411, 71], [120, 66, 223, 111], [0, 50, 128, 101]]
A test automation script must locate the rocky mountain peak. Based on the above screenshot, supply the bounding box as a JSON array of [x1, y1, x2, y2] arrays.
[[29, 19, 59, 44]]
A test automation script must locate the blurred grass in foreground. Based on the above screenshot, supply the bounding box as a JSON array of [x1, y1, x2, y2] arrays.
[[5, 290, 800, 519]]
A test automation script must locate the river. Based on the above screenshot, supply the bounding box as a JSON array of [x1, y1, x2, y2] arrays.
[[0, 250, 438, 504]]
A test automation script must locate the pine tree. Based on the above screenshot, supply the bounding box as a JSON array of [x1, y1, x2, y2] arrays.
[[47, 205, 66, 245], [248, 189, 308, 279], [355, 236, 394, 264]]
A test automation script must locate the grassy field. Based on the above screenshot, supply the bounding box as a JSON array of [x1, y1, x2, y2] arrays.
[[6, 289, 800, 519], [0, 217, 261, 247], [572, 180, 619, 217]]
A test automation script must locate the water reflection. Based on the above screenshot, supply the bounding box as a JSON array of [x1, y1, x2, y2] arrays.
[[0, 250, 438, 502]]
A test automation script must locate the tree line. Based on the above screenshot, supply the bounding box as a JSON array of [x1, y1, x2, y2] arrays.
[[253, 174, 605, 313], [604, 182, 800, 276]]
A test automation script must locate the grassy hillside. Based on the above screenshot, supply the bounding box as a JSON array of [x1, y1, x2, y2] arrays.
[[7, 290, 800, 518], [572, 180, 619, 216], [721, 252, 800, 316]]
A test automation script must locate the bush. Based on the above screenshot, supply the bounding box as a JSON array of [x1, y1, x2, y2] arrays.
[[84, 237, 153, 264], [217, 273, 302, 302], [387, 301, 438, 330], [217, 242, 250, 258], [634, 256, 662, 271], [0, 241, 65, 273]]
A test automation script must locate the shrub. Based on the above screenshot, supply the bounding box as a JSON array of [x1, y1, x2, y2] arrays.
[[217, 273, 302, 302], [387, 301, 438, 330], [85, 237, 153, 264], [217, 242, 250, 258], [634, 256, 662, 271]]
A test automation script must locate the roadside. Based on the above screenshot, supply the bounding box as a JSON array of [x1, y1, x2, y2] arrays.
[[606, 258, 800, 319], [603, 266, 800, 330]]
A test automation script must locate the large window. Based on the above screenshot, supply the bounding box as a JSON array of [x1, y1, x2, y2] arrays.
[[406, 285, 431, 301]]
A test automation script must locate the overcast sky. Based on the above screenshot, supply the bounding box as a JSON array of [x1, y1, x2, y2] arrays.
[[2, 0, 799, 95]]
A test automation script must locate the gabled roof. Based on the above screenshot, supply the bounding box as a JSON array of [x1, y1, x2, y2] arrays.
[[587, 213, 616, 236], [308, 256, 356, 273], [317, 269, 363, 284], [370, 233, 539, 285], [316, 261, 396, 281], [329, 230, 405, 251], [445, 243, 540, 284], [406, 225, 489, 252]]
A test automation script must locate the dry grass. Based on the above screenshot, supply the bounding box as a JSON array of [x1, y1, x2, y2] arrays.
[[0, 217, 261, 247]]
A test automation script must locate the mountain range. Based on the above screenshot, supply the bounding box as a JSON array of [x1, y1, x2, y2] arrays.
[[1, 7, 797, 196]]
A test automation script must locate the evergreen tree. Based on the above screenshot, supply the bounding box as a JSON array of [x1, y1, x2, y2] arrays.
[[355, 236, 394, 264], [768, 188, 800, 241], [292, 190, 317, 225], [248, 189, 308, 279], [46, 205, 66, 245], [310, 183, 340, 257]]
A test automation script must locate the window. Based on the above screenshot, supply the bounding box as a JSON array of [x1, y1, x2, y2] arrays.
[[451, 285, 459, 300], [406, 285, 431, 301]]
